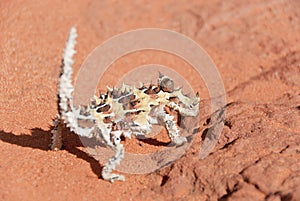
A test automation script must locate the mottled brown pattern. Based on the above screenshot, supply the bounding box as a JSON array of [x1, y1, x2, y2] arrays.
[[1, 0, 299, 200]]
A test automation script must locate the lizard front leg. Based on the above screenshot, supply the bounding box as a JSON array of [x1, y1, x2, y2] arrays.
[[164, 114, 187, 146], [156, 107, 187, 146]]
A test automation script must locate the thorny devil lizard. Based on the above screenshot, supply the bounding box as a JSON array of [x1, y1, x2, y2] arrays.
[[51, 27, 200, 182]]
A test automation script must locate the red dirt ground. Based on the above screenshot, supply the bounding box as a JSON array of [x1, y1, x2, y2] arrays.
[[0, 1, 299, 200]]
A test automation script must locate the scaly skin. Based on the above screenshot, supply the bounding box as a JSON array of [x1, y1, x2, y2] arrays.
[[51, 27, 200, 182]]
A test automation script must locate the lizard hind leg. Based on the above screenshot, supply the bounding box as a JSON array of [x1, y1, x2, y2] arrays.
[[50, 114, 63, 151], [101, 130, 125, 182]]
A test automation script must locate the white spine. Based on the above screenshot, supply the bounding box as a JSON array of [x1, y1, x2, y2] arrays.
[[59, 27, 78, 132]]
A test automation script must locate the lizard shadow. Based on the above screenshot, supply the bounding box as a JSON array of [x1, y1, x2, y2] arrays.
[[0, 128, 103, 178], [0, 127, 176, 178]]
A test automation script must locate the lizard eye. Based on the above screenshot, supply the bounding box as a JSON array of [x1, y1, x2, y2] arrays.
[[189, 105, 193, 109]]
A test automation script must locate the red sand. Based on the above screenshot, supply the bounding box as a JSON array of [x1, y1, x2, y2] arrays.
[[1, 1, 299, 200]]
